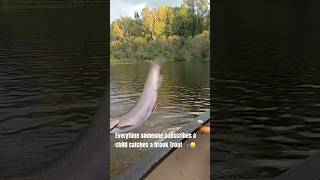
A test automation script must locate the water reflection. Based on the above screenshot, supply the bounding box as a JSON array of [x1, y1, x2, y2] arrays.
[[213, 1, 320, 178], [110, 62, 210, 178], [0, 7, 107, 178]]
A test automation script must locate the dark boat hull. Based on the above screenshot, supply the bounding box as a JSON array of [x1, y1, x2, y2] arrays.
[[115, 112, 210, 180]]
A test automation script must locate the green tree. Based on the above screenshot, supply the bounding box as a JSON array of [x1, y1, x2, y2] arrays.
[[173, 5, 194, 37], [111, 16, 143, 61], [110, 2, 210, 63], [183, 0, 209, 34], [111, 16, 142, 41]]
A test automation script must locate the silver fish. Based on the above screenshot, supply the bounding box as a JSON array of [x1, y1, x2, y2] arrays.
[[110, 60, 163, 134], [4, 61, 162, 180]]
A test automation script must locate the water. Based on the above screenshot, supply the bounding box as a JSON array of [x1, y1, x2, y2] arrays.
[[110, 62, 210, 178], [0, 7, 107, 178], [212, 1, 320, 179]]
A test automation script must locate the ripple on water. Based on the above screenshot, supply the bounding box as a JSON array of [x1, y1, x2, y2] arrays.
[[110, 62, 209, 178], [0, 36, 107, 177]]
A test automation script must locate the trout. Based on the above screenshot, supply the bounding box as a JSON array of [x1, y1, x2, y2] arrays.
[[110, 60, 163, 134]]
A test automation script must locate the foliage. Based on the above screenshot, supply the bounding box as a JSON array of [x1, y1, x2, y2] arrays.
[[188, 30, 210, 61], [111, 0, 210, 63]]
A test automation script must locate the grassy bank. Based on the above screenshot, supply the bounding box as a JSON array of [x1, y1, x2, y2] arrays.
[[111, 1, 210, 64], [111, 31, 210, 64]]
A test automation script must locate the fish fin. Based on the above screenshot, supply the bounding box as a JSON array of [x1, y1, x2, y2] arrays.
[[119, 124, 133, 128], [110, 118, 120, 130], [152, 104, 157, 112], [118, 121, 134, 128]]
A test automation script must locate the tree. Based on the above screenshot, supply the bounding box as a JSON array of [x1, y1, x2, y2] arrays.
[[164, 7, 176, 37], [183, 0, 209, 34], [111, 16, 143, 60], [134, 11, 140, 20], [110, 2, 210, 62], [111, 16, 142, 41], [141, 6, 171, 40], [174, 5, 194, 37]]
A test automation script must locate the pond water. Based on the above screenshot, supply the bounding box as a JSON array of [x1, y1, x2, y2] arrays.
[[212, 1, 320, 179], [0, 6, 107, 178], [110, 62, 210, 178]]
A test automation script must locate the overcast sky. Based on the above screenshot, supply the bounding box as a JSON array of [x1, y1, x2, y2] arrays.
[[110, 0, 183, 23]]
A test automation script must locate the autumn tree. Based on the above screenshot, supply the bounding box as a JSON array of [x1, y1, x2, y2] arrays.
[[110, 1, 210, 62], [111, 16, 143, 60], [141, 6, 172, 40]]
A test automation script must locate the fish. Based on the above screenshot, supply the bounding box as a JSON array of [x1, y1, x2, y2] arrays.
[[110, 60, 163, 134], [3, 60, 163, 180]]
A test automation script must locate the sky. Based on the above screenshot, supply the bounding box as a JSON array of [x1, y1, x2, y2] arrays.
[[110, 0, 183, 23]]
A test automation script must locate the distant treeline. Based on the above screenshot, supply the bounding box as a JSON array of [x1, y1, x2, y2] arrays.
[[111, 0, 210, 63]]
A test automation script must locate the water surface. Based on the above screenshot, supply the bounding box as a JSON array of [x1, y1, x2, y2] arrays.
[[213, 1, 320, 179], [0, 6, 107, 178], [110, 62, 210, 178]]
